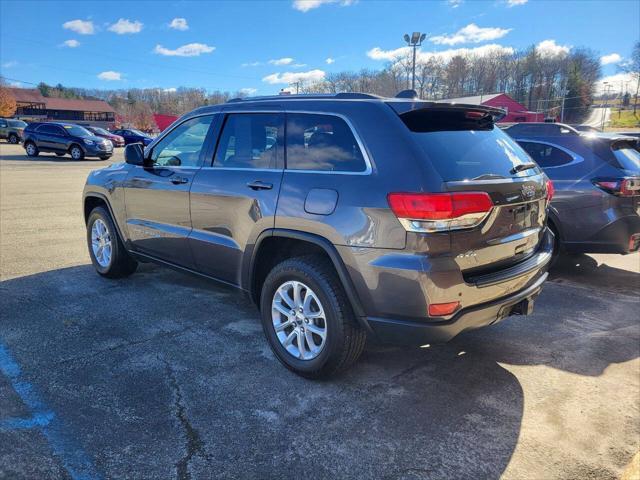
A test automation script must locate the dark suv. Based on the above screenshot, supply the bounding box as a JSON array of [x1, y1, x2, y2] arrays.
[[83, 93, 554, 377], [23, 122, 113, 160]]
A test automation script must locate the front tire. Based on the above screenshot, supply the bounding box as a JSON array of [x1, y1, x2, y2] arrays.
[[70, 145, 85, 160], [25, 142, 39, 157], [87, 206, 137, 278], [8, 134, 19, 144], [260, 255, 366, 378]]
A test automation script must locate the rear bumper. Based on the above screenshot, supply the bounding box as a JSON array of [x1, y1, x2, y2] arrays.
[[563, 214, 640, 254], [365, 271, 548, 344]]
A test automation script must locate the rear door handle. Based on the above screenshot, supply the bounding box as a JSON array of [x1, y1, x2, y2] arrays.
[[247, 181, 273, 190], [171, 176, 189, 185]]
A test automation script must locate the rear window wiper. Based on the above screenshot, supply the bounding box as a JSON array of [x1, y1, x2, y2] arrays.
[[510, 163, 537, 174]]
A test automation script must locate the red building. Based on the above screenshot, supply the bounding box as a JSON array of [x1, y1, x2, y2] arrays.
[[439, 93, 544, 123]]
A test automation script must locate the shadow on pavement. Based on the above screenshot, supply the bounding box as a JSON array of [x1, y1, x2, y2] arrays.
[[549, 253, 640, 296], [1, 261, 638, 478]]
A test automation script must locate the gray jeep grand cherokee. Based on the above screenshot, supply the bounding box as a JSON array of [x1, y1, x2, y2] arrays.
[[83, 93, 554, 378]]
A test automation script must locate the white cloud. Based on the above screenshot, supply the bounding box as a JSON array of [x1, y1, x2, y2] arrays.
[[241, 61, 262, 67], [62, 39, 80, 48], [325, 57, 335, 64], [262, 69, 326, 85], [367, 46, 411, 61], [367, 44, 515, 63], [507, 0, 528, 5], [97, 71, 122, 81], [596, 73, 639, 95], [430, 24, 512, 46], [1, 60, 18, 68], [292, 0, 355, 12], [269, 57, 295, 65], [62, 19, 95, 35], [154, 43, 215, 57], [163, 87, 177, 92], [600, 53, 622, 65], [448, 0, 463, 7], [239, 87, 258, 95], [169, 18, 189, 30], [108, 19, 143, 34], [535, 39, 571, 57]]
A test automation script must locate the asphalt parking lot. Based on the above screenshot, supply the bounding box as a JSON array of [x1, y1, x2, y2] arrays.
[[1, 143, 639, 480]]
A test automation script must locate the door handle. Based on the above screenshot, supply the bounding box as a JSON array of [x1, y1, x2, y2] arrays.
[[171, 176, 189, 185], [247, 181, 273, 190]]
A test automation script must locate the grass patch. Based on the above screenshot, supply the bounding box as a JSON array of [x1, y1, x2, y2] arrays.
[[609, 109, 640, 128]]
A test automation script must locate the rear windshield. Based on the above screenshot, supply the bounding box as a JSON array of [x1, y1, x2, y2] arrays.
[[401, 109, 541, 181], [611, 141, 640, 172]]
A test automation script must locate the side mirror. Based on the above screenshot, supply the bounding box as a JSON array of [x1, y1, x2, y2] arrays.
[[125, 143, 145, 166]]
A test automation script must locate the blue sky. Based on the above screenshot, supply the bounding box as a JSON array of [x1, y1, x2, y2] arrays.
[[1, 0, 638, 95]]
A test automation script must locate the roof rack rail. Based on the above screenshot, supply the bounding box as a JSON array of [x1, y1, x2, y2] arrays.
[[224, 92, 381, 103]]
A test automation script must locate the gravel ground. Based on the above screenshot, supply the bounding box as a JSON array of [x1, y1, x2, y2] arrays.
[[1, 143, 639, 480]]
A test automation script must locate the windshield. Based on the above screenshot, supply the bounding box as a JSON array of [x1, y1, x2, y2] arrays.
[[8, 120, 27, 128], [402, 110, 541, 181], [62, 125, 92, 137], [129, 129, 147, 136], [91, 127, 110, 135], [612, 143, 640, 172]]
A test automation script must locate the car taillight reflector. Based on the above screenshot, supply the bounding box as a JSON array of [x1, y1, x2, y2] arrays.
[[387, 192, 493, 220], [546, 179, 554, 201], [428, 301, 461, 317]]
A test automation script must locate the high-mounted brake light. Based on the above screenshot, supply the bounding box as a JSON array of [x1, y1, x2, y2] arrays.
[[593, 177, 640, 197], [546, 179, 554, 201], [388, 192, 493, 232], [465, 110, 486, 119]]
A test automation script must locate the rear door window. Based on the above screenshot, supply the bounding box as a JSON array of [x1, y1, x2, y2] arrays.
[[214, 113, 283, 169], [400, 109, 540, 181], [286, 113, 367, 172], [518, 141, 575, 168]]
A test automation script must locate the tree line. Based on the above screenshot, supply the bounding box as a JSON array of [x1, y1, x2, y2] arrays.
[[301, 45, 603, 123]]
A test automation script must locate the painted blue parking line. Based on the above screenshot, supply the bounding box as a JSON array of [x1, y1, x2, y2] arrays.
[[0, 341, 103, 480]]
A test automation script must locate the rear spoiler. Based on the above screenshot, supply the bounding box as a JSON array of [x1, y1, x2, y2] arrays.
[[385, 100, 507, 123]]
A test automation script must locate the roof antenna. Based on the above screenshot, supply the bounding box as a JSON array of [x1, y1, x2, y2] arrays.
[[396, 89, 418, 99]]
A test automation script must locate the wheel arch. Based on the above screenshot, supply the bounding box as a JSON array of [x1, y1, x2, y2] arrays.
[[83, 193, 127, 244], [246, 229, 367, 323]]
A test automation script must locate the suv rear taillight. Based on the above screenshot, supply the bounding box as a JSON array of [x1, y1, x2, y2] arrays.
[[593, 177, 640, 196], [387, 192, 493, 232]]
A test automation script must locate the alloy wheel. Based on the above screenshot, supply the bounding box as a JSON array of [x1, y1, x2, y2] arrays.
[[91, 219, 112, 268], [271, 280, 327, 360]]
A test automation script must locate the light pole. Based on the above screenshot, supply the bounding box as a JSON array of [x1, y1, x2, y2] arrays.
[[403, 32, 426, 91], [601, 82, 610, 131]]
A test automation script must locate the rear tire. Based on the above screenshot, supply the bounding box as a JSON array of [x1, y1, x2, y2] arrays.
[[8, 134, 19, 144], [25, 142, 39, 157], [87, 206, 137, 278], [70, 144, 85, 160], [260, 255, 366, 379]]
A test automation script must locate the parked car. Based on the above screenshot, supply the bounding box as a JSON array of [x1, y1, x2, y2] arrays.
[[506, 127, 640, 255], [110, 128, 153, 146], [83, 93, 554, 377], [503, 122, 581, 137], [85, 126, 125, 147], [22, 122, 113, 160], [0, 118, 28, 144]]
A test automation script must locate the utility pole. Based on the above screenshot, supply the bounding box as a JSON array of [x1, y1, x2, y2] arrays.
[[560, 88, 568, 123], [403, 32, 427, 92], [601, 82, 610, 131]]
